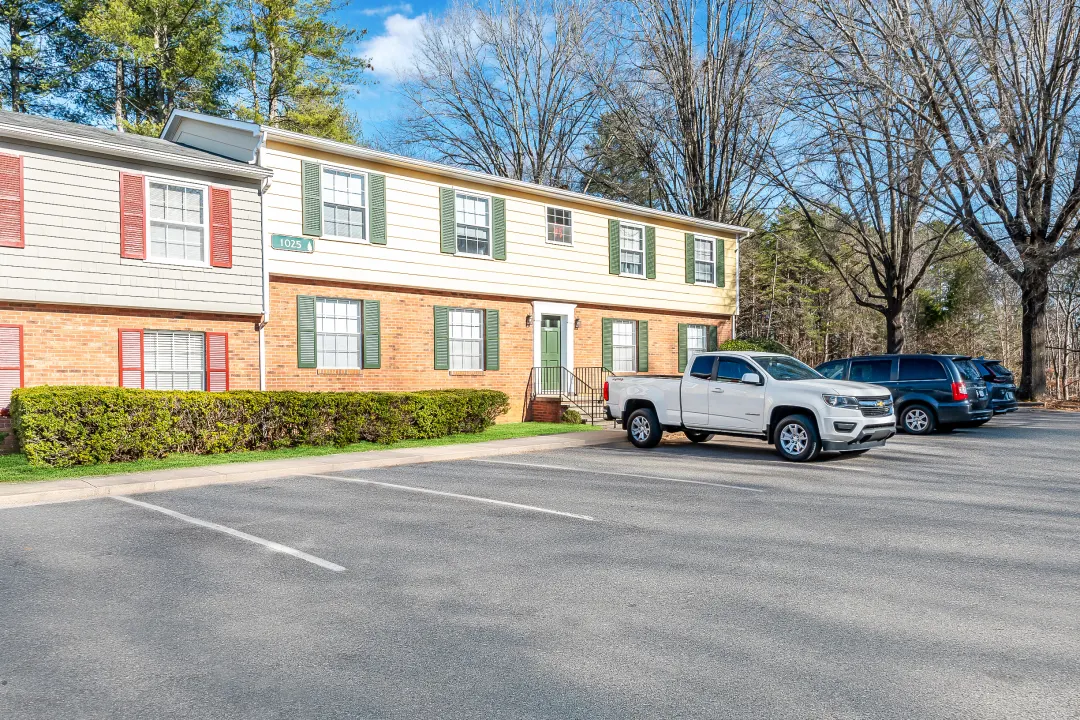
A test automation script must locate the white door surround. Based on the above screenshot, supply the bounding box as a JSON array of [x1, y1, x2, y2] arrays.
[[532, 301, 576, 370]]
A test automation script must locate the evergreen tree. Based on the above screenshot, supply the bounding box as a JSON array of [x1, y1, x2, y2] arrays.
[[1, 0, 83, 114]]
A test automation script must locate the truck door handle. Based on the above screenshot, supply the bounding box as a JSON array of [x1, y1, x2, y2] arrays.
[[711, 387, 724, 393]]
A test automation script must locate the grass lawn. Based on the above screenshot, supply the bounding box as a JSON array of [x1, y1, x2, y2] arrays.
[[0, 422, 602, 484]]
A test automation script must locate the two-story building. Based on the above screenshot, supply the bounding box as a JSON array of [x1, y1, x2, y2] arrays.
[[0, 111, 271, 441]]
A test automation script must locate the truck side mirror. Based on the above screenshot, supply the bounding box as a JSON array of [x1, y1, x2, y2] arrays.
[[741, 372, 763, 385]]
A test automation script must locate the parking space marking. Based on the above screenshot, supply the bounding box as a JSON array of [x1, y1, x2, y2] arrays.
[[472, 459, 765, 493], [111, 496, 346, 572], [301, 474, 597, 521]]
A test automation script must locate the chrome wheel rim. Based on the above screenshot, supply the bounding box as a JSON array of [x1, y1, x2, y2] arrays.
[[630, 416, 651, 443], [779, 423, 808, 456], [905, 408, 929, 432]]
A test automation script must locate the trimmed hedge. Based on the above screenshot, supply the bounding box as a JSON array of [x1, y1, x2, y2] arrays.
[[717, 337, 793, 354], [11, 386, 510, 468]]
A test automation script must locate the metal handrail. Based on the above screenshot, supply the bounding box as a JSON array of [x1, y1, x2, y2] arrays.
[[522, 365, 613, 425]]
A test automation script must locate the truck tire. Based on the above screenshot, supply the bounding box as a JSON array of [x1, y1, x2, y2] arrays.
[[626, 408, 663, 448], [685, 430, 714, 444], [774, 414, 821, 462]]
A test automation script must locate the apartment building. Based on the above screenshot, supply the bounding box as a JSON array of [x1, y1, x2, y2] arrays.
[[0, 111, 271, 442]]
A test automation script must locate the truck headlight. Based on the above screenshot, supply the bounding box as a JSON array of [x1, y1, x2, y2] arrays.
[[822, 394, 860, 409]]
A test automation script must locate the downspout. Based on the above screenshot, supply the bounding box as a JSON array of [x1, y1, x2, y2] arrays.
[[733, 232, 743, 339], [256, 136, 271, 390]]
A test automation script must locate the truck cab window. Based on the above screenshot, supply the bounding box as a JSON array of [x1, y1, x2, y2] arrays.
[[689, 355, 716, 380], [716, 358, 754, 383]]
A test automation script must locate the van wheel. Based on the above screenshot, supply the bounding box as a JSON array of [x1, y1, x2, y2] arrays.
[[626, 408, 663, 448], [774, 414, 821, 462], [900, 403, 935, 435], [685, 430, 714, 444]]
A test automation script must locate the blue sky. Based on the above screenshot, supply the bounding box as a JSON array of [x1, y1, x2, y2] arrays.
[[336, 1, 446, 141]]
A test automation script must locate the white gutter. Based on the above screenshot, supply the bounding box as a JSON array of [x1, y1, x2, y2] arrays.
[[262, 127, 754, 237], [0, 124, 272, 181]]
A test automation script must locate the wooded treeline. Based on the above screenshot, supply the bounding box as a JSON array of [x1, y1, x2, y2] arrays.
[[4, 0, 1080, 400]]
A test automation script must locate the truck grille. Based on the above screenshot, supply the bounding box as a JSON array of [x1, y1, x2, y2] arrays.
[[859, 396, 893, 417]]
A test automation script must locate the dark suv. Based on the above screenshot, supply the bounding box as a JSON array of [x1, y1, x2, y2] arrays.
[[971, 357, 1019, 414], [816, 354, 993, 434]]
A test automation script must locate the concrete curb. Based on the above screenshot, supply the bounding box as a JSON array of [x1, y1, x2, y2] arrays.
[[0, 430, 627, 509]]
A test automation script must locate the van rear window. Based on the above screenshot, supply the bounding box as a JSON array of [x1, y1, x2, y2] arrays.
[[954, 360, 982, 382]]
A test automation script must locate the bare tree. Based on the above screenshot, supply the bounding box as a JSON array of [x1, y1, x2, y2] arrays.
[[397, 0, 611, 186], [591, 0, 782, 224], [785, 0, 1080, 398]]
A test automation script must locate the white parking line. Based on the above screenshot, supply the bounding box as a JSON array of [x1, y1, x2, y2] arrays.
[[302, 474, 597, 521], [111, 495, 346, 572], [472, 459, 765, 493]]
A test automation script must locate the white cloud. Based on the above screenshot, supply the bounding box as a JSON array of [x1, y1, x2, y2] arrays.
[[360, 13, 427, 81], [357, 3, 413, 16]]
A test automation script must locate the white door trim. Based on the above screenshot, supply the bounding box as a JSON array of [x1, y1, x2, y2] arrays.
[[532, 301, 576, 370]]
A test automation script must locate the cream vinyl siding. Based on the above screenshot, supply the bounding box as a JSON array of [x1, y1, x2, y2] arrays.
[[0, 139, 263, 315], [263, 142, 738, 315]]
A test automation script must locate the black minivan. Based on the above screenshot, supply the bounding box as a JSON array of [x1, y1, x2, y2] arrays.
[[971, 357, 1020, 414], [816, 354, 994, 435]]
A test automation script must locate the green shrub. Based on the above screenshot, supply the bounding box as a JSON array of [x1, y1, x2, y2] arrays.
[[717, 337, 792, 354], [10, 386, 510, 468], [560, 408, 582, 425]]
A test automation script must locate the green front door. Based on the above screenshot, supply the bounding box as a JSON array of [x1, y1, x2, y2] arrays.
[[540, 316, 562, 393]]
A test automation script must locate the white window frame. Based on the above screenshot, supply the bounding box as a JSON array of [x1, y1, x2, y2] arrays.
[[687, 324, 708, 359], [145, 176, 209, 268], [455, 191, 493, 258], [546, 206, 573, 246], [449, 307, 485, 371], [320, 165, 369, 243], [315, 297, 363, 369], [143, 330, 206, 390], [611, 319, 637, 373], [694, 234, 718, 286], [619, 221, 646, 278]]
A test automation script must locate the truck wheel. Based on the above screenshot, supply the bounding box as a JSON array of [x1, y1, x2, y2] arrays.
[[685, 430, 714, 444], [626, 408, 663, 448], [774, 414, 821, 462], [900, 403, 935, 435]]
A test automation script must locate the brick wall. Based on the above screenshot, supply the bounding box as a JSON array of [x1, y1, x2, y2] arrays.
[[267, 276, 733, 421]]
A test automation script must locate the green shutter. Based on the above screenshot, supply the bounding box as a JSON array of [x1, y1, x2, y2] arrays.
[[602, 318, 613, 371], [645, 226, 656, 279], [301, 161, 322, 236], [363, 300, 381, 368], [439, 187, 456, 253], [685, 232, 695, 284], [369, 174, 387, 245], [434, 305, 449, 369], [707, 325, 718, 351], [297, 295, 317, 368], [492, 197, 506, 260], [608, 219, 620, 274], [485, 309, 500, 370], [637, 320, 649, 372], [678, 323, 688, 372], [717, 237, 726, 287]]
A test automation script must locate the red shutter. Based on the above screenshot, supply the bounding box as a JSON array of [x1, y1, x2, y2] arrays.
[[206, 332, 229, 391], [0, 325, 23, 414], [118, 329, 144, 388], [0, 153, 24, 248], [119, 173, 146, 259], [209, 187, 232, 268]]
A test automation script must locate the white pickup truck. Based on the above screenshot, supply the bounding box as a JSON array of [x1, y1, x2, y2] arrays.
[[604, 351, 896, 461]]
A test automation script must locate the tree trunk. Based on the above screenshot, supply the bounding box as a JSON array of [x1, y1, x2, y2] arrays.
[[9, 22, 21, 112], [885, 301, 905, 354], [1019, 271, 1050, 400], [115, 59, 125, 131]]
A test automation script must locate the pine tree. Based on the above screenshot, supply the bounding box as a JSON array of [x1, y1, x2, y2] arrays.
[[1, 0, 83, 114]]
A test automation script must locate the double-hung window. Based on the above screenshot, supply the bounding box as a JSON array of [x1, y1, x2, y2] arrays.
[[449, 308, 484, 370], [687, 324, 707, 359], [547, 207, 572, 245], [316, 298, 362, 368], [612, 320, 637, 372], [695, 236, 716, 285], [149, 181, 205, 263], [322, 168, 367, 240], [456, 193, 490, 256], [144, 331, 205, 390], [620, 224, 645, 276]]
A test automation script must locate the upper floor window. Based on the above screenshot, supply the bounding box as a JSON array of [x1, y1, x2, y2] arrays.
[[687, 324, 707, 359], [144, 330, 205, 390], [322, 168, 367, 240], [317, 297, 361, 368], [620, 224, 644, 276], [612, 319, 636, 372], [449, 308, 484, 370], [695, 236, 716, 285], [149, 182, 205, 263], [547, 207, 572, 245], [456, 193, 490, 256]]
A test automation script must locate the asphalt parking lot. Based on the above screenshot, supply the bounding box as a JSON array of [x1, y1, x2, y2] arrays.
[[1, 410, 1078, 720]]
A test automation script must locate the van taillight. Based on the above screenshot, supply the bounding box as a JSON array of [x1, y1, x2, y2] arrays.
[[952, 381, 968, 401], [603, 381, 609, 401]]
